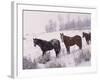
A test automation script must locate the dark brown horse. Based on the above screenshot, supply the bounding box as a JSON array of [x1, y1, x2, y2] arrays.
[[83, 32, 91, 45], [60, 33, 82, 54]]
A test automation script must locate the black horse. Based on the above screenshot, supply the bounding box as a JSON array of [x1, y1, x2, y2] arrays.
[[83, 32, 91, 45], [60, 33, 82, 54], [33, 38, 61, 57]]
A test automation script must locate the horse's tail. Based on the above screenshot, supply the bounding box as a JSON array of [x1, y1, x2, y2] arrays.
[[55, 40, 61, 53], [58, 40, 61, 53]]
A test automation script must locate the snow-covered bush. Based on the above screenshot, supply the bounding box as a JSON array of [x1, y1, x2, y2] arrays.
[[23, 57, 37, 69]]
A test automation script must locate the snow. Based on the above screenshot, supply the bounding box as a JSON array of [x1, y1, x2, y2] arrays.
[[23, 30, 91, 69]]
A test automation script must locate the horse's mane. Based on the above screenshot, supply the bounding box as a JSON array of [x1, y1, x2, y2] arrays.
[[35, 38, 49, 43]]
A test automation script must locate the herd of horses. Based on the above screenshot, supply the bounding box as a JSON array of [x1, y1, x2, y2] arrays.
[[33, 32, 91, 57]]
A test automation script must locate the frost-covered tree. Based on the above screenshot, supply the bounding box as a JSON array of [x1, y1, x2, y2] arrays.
[[45, 19, 57, 32]]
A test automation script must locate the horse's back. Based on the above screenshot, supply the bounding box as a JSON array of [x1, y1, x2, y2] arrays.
[[73, 35, 81, 40], [50, 39, 61, 50], [50, 39, 60, 46], [63, 35, 81, 47], [74, 35, 81, 38]]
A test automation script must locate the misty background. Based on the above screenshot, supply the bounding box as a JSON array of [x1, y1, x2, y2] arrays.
[[23, 10, 91, 34]]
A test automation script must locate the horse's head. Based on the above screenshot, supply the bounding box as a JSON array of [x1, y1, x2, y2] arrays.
[[60, 33, 64, 42], [33, 38, 37, 47]]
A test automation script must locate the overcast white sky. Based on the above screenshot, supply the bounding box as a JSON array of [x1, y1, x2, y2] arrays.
[[23, 10, 91, 35]]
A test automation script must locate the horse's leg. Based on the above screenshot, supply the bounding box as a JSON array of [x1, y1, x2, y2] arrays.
[[77, 43, 82, 49], [87, 40, 89, 45], [89, 40, 91, 44], [56, 52, 59, 57], [79, 41, 82, 49], [55, 50, 59, 57], [76, 39, 82, 49], [66, 47, 70, 54], [54, 48, 59, 57], [42, 51, 45, 56]]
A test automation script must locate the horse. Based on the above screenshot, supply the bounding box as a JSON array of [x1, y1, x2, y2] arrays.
[[60, 33, 82, 54], [33, 38, 61, 57], [83, 32, 91, 45]]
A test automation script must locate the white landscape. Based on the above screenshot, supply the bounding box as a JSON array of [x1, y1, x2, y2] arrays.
[[23, 10, 91, 69], [23, 30, 91, 69]]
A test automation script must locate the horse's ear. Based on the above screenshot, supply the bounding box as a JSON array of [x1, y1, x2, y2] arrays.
[[33, 37, 35, 40]]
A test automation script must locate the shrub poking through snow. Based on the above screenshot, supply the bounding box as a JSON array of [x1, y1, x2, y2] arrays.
[[23, 57, 37, 69], [23, 41, 91, 69]]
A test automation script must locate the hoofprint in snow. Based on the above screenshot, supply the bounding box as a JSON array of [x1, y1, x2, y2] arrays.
[[23, 30, 91, 69]]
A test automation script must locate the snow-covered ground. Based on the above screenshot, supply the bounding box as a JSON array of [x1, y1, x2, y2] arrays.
[[23, 30, 91, 69]]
